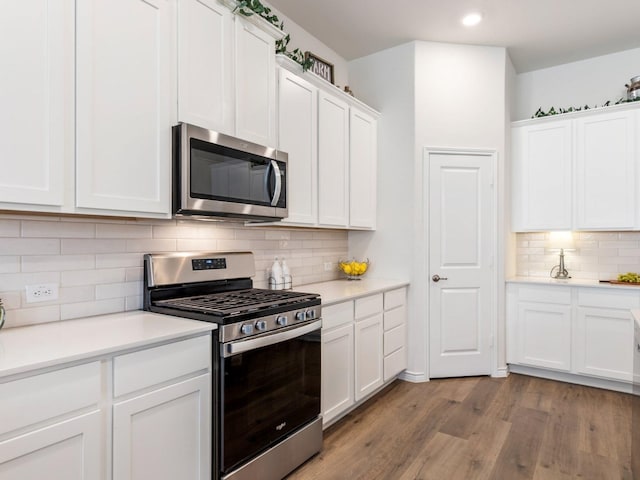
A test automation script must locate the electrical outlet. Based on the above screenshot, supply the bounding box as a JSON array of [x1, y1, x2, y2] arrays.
[[25, 283, 59, 303], [324, 262, 333, 271]]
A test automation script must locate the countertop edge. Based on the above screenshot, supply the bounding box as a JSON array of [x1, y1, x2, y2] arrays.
[[293, 278, 410, 306], [507, 277, 640, 290]]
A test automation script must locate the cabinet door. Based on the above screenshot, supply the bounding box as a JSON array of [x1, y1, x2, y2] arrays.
[[235, 17, 276, 147], [76, 0, 172, 215], [278, 68, 318, 225], [322, 323, 354, 426], [349, 108, 377, 229], [113, 374, 211, 480], [575, 110, 636, 229], [177, 0, 234, 135], [517, 302, 571, 371], [0, 411, 102, 480], [354, 313, 384, 401], [318, 92, 349, 227], [575, 307, 633, 381], [511, 120, 572, 231], [0, 1, 71, 207]]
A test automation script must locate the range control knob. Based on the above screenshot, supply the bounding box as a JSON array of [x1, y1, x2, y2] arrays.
[[306, 309, 316, 320], [240, 324, 254, 335], [295, 311, 306, 321], [255, 320, 267, 331], [276, 316, 288, 327]]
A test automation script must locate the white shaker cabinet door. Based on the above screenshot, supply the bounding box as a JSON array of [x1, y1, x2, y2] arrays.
[[0, 1, 71, 207], [511, 120, 572, 231], [76, 0, 172, 215], [318, 91, 349, 227], [322, 323, 354, 426], [235, 17, 276, 147], [278, 68, 318, 225], [177, 0, 234, 135], [575, 109, 636, 230], [349, 108, 377, 229], [354, 313, 384, 401]]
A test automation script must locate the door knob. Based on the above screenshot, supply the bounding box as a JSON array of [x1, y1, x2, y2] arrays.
[[432, 274, 448, 282]]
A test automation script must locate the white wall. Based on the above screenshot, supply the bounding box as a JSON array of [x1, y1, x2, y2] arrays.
[[514, 47, 640, 120]]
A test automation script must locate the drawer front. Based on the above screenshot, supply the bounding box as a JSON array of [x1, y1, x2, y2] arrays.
[[383, 347, 406, 381], [355, 294, 383, 320], [384, 324, 405, 356], [578, 288, 640, 310], [384, 305, 406, 331], [0, 361, 101, 436], [518, 285, 571, 304], [114, 334, 211, 398], [384, 287, 406, 310], [322, 300, 354, 330]]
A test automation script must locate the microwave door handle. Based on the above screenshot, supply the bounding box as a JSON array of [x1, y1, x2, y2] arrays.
[[269, 160, 282, 207]]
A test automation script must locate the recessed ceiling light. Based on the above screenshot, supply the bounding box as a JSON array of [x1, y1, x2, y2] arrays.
[[462, 12, 483, 26]]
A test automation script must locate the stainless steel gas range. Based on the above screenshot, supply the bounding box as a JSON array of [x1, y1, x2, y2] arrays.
[[143, 252, 322, 480]]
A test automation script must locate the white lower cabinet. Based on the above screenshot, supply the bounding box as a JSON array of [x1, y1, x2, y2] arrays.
[[321, 286, 407, 427], [507, 283, 635, 387], [0, 333, 212, 480]]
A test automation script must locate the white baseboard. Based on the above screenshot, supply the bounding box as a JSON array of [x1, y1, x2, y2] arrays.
[[398, 370, 429, 383], [509, 364, 632, 394], [492, 366, 509, 378]]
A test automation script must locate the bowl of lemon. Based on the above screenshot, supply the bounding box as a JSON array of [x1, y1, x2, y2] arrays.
[[338, 259, 370, 280]]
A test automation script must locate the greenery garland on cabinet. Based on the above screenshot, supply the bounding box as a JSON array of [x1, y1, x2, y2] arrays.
[[233, 0, 313, 70], [532, 96, 640, 118]]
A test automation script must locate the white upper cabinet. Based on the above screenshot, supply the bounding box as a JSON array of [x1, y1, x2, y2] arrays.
[[511, 103, 640, 232], [177, 0, 234, 135], [75, 0, 173, 215], [318, 91, 350, 227], [512, 120, 572, 231], [0, 1, 71, 207], [349, 108, 377, 229], [278, 69, 318, 225], [575, 109, 636, 229]]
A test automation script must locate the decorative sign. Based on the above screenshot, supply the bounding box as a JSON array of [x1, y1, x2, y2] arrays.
[[305, 52, 334, 84]]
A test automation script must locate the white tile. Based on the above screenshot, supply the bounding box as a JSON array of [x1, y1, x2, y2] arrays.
[[0, 291, 21, 309], [599, 241, 639, 249], [125, 267, 143, 282], [235, 229, 266, 240], [62, 268, 126, 286], [61, 298, 124, 321], [22, 220, 95, 238], [21, 255, 95, 272], [5, 305, 61, 328], [58, 285, 95, 304], [0, 257, 20, 274], [96, 281, 141, 300], [96, 223, 153, 239], [290, 230, 314, 240], [126, 238, 176, 253], [265, 230, 291, 240], [176, 239, 218, 251], [0, 238, 60, 255], [153, 225, 200, 239], [61, 239, 126, 254], [0, 272, 61, 292], [0, 220, 20, 237], [216, 239, 253, 251], [199, 225, 236, 239], [125, 295, 143, 311], [95, 253, 143, 269]]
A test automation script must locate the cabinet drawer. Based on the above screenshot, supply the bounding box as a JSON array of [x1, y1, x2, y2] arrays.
[[384, 305, 406, 331], [0, 362, 101, 436], [322, 300, 354, 330], [383, 347, 406, 381], [384, 288, 406, 310], [114, 334, 211, 397], [384, 324, 405, 356], [355, 294, 383, 320], [577, 288, 640, 309], [518, 285, 571, 304]]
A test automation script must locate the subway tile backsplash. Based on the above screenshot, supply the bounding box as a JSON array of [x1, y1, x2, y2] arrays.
[[0, 214, 347, 329], [516, 231, 640, 280]]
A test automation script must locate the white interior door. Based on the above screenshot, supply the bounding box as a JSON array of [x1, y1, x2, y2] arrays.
[[427, 150, 494, 378]]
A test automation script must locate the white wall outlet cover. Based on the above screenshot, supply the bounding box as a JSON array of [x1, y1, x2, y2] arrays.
[[25, 283, 59, 303]]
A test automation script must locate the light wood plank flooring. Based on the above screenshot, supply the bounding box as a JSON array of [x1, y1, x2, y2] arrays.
[[287, 374, 633, 480]]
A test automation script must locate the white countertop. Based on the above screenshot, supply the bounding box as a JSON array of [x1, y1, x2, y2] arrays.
[[292, 278, 410, 306], [0, 311, 216, 379], [507, 276, 640, 291], [633, 310, 640, 330]]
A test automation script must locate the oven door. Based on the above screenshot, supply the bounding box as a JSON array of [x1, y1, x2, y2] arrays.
[[219, 320, 321, 475]]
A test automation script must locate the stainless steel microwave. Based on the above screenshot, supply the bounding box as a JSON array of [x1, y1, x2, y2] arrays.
[[173, 123, 288, 221]]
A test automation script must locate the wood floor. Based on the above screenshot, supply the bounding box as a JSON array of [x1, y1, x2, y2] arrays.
[[287, 374, 633, 480]]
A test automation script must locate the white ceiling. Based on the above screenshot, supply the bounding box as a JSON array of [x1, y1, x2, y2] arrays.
[[266, 0, 640, 73]]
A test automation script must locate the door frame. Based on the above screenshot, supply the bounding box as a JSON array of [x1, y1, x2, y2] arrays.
[[422, 147, 499, 378]]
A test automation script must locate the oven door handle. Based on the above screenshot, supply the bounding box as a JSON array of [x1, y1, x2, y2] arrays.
[[222, 319, 321, 357]]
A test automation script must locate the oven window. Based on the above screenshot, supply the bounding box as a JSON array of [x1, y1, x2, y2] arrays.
[[190, 138, 286, 207], [220, 329, 320, 474]]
